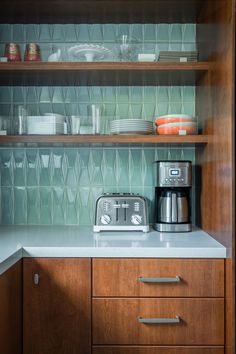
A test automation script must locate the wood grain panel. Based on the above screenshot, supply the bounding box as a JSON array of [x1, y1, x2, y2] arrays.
[[93, 347, 224, 354], [0, 261, 22, 354], [92, 258, 224, 297], [196, 0, 234, 248], [93, 298, 224, 345], [196, 1, 235, 352], [23, 258, 91, 354]]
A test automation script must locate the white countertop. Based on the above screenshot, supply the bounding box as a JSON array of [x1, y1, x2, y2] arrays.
[[0, 225, 227, 274]]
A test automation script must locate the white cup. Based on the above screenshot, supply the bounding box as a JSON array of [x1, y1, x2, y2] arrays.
[[70, 116, 80, 134]]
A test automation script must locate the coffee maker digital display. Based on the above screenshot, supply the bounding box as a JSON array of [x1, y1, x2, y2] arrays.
[[154, 161, 192, 232], [169, 169, 180, 176]]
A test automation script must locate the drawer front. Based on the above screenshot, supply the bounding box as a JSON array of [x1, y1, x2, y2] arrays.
[[93, 347, 224, 354], [92, 259, 224, 297], [93, 298, 224, 345]]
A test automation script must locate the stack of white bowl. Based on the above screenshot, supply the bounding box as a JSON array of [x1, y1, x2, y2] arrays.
[[110, 119, 153, 135], [27, 114, 65, 135]]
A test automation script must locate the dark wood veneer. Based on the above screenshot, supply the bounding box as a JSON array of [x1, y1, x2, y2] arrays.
[[196, 0, 235, 353]]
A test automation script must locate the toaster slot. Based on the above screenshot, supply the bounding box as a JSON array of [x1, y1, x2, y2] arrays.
[[114, 200, 121, 222], [124, 201, 127, 222]]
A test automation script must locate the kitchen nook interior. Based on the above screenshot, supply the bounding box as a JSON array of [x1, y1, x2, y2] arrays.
[[0, 0, 235, 354]]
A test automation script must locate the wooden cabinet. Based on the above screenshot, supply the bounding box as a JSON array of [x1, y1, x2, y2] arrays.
[[23, 258, 91, 354], [92, 258, 225, 352], [0, 261, 22, 354]]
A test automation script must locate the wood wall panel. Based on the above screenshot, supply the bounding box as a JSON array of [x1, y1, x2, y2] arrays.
[[196, 0, 234, 249], [0, 261, 22, 354], [196, 1, 235, 353]]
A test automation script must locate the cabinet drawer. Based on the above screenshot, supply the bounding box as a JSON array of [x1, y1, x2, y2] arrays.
[[92, 259, 224, 297], [93, 347, 224, 354], [93, 298, 224, 345]]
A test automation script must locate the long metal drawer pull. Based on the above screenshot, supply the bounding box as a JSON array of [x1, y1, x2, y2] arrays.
[[138, 276, 181, 283], [138, 316, 180, 324]]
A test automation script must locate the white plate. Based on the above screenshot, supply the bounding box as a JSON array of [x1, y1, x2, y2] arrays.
[[111, 130, 153, 135]]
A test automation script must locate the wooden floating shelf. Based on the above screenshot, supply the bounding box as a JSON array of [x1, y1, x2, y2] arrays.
[[0, 62, 210, 86], [0, 134, 209, 147]]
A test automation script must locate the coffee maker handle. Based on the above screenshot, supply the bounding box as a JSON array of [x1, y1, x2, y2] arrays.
[[171, 193, 178, 222]]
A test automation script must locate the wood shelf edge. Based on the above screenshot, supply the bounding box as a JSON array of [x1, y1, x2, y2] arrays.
[[0, 61, 210, 71], [0, 134, 209, 145]]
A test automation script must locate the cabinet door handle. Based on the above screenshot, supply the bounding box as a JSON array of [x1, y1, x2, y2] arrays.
[[33, 273, 40, 285], [138, 276, 181, 283], [138, 316, 180, 324]]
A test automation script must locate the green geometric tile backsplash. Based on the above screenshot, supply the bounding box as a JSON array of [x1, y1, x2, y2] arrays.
[[0, 24, 196, 61], [0, 147, 196, 225], [0, 86, 195, 133], [0, 23, 198, 225]]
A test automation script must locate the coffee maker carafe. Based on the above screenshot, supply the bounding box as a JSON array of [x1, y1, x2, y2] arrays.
[[154, 161, 192, 232]]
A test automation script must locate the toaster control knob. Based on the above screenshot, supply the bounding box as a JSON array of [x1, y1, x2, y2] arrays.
[[131, 214, 142, 225], [100, 214, 111, 225]]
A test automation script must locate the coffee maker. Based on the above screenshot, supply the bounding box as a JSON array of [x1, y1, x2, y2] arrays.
[[154, 161, 192, 232]]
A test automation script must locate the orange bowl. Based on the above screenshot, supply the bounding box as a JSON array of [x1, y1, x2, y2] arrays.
[[155, 117, 195, 126], [156, 125, 197, 135]]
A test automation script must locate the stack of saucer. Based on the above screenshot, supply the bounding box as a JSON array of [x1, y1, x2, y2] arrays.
[[27, 115, 65, 135], [110, 119, 153, 135], [158, 51, 198, 62]]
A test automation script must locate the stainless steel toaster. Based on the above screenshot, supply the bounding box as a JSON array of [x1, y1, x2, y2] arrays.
[[93, 193, 149, 232]]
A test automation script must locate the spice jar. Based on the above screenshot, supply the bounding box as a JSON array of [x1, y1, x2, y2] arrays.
[[4, 43, 21, 62], [24, 43, 41, 61]]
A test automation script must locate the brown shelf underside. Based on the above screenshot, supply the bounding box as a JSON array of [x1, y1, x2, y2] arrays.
[[0, 62, 209, 86], [0, 135, 209, 147], [0, 0, 220, 24]]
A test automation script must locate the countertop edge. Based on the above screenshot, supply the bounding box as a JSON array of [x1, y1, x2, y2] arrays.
[[22, 246, 227, 259], [0, 249, 23, 275]]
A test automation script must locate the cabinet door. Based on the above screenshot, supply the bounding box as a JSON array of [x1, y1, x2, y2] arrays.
[[23, 258, 91, 354], [0, 261, 22, 354]]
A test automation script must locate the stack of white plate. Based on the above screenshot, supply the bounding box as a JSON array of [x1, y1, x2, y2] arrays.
[[110, 119, 153, 135], [158, 51, 198, 62], [27, 115, 65, 135]]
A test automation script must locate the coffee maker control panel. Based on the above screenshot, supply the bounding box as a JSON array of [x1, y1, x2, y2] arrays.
[[156, 161, 191, 187]]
